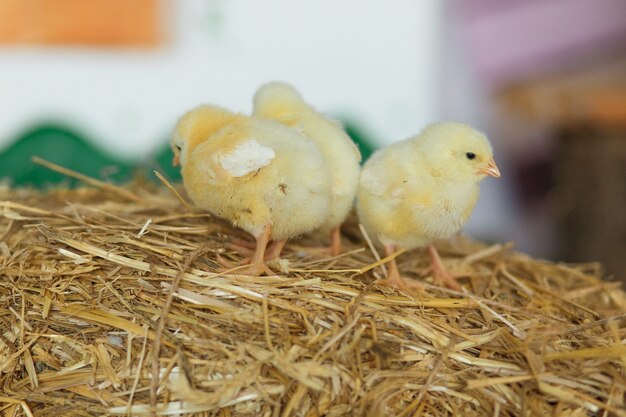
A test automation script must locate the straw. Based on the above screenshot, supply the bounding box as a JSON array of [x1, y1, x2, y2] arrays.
[[0, 183, 624, 416]]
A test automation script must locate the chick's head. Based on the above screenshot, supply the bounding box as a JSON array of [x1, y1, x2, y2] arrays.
[[171, 105, 241, 167], [416, 122, 500, 182], [253, 82, 306, 118]]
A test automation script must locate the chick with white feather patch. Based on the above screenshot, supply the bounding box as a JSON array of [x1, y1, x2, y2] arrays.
[[356, 122, 501, 291], [253, 82, 361, 255], [172, 105, 332, 276]]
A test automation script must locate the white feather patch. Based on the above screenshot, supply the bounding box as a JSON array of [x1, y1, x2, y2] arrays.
[[218, 140, 275, 177]]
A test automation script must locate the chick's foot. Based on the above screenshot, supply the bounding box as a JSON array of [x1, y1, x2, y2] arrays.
[[427, 245, 463, 291], [237, 224, 275, 276], [375, 255, 423, 292], [215, 224, 278, 276], [264, 239, 287, 261], [215, 254, 274, 276], [235, 261, 275, 276]]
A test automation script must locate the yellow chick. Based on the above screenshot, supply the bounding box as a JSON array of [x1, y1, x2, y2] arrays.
[[356, 122, 501, 291], [253, 82, 361, 255], [171, 105, 332, 275]]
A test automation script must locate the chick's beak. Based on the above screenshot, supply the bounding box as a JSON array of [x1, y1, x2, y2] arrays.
[[480, 158, 501, 178], [172, 154, 180, 167]]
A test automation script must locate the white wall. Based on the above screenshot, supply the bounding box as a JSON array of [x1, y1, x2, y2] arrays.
[[0, 0, 443, 156]]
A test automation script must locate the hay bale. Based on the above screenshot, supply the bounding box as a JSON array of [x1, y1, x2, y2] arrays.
[[0, 183, 625, 417]]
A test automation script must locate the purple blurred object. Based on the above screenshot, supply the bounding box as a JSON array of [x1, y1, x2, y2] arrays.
[[459, 0, 626, 86]]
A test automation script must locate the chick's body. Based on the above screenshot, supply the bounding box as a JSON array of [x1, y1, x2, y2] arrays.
[[357, 122, 500, 290], [183, 118, 331, 239], [254, 82, 361, 254], [173, 106, 332, 274], [357, 141, 479, 249]]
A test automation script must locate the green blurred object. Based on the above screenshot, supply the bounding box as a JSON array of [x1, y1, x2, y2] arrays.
[[341, 119, 377, 163], [0, 124, 135, 187], [0, 119, 376, 188], [150, 142, 182, 183]]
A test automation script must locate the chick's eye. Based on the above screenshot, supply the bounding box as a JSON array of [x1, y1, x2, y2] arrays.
[[465, 152, 476, 160], [176, 145, 182, 151]]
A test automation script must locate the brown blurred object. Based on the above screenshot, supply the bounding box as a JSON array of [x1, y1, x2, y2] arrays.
[[0, 0, 162, 46], [499, 57, 626, 282], [552, 124, 626, 282], [498, 58, 626, 127]]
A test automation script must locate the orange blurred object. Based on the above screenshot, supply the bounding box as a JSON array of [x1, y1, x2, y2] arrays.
[[0, 0, 161, 46]]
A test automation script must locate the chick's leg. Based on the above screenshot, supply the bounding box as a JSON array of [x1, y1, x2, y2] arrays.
[[264, 239, 287, 261], [226, 238, 280, 261], [427, 245, 462, 291], [304, 227, 343, 257], [375, 244, 423, 291], [234, 225, 274, 276], [328, 226, 342, 256]]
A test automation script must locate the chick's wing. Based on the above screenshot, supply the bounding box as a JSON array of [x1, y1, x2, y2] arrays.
[[361, 150, 434, 209], [218, 139, 275, 177], [191, 138, 276, 184]]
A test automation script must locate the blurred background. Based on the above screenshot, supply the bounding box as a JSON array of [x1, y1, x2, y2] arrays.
[[0, 0, 624, 279]]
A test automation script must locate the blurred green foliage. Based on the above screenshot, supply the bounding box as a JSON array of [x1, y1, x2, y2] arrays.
[[151, 142, 183, 183], [342, 119, 376, 163], [0, 125, 134, 187]]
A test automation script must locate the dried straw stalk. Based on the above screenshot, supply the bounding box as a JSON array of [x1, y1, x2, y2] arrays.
[[0, 178, 625, 416]]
